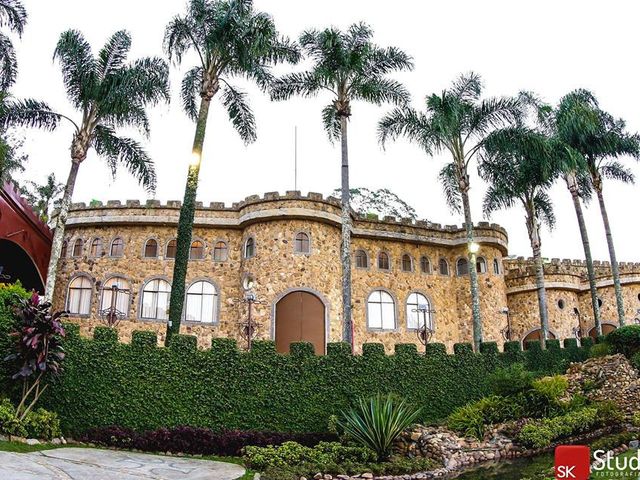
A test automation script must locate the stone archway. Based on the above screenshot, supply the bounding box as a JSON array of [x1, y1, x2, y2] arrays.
[[0, 239, 44, 293], [274, 290, 326, 355], [588, 323, 618, 338], [522, 328, 557, 349]]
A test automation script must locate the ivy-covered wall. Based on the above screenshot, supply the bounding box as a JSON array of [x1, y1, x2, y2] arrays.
[[36, 325, 589, 436]]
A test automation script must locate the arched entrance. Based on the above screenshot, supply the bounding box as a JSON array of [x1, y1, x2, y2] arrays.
[[274, 290, 326, 355], [588, 323, 618, 338], [0, 239, 44, 292], [522, 328, 557, 349]]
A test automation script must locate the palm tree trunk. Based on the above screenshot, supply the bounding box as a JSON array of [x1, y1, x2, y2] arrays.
[[167, 97, 211, 340], [43, 159, 81, 303], [527, 210, 549, 349], [566, 173, 601, 335], [595, 185, 625, 326], [339, 114, 353, 348], [461, 189, 482, 351]]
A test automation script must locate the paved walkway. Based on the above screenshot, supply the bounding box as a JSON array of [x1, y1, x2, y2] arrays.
[[0, 447, 246, 479]]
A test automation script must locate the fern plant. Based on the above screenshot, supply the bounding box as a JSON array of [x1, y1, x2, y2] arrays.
[[338, 393, 421, 461]]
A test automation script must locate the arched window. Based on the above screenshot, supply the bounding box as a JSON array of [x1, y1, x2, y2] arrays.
[[185, 281, 218, 323], [294, 232, 310, 253], [90, 238, 102, 257], [144, 239, 158, 258], [61, 240, 68, 258], [420, 256, 431, 274], [476, 256, 487, 274], [66, 276, 92, 315], [72, 238, 84, 257], [100, 276, 131, 317], [493, 258, 501, 275], [355, 250, 368, 268], [140, 278, 171, 320], [367, 290, 396, 330], [110, 237, 124, 257], [190, 240, 205, 259], [166, 239, 177, 259], [406, 292, 433, 330], [378, 252, 390, 270], [456, 258, 469, 276], [244, 237, 255, 259], [213, 241, 228, 262], [401, 254, 413, 272], [439, 258, 449, 276]]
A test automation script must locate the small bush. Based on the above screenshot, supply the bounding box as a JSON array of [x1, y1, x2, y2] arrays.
[[488, 363, 536, 397], [593, 401, 624, 425], [0, 398, 26, 437], [607, 325, 640, 358], [591, 432, 638, 452], [631, 352, 640, 371], [633, 412, 640, 428], [446, 403, 486, 439], [531, 376, 568, 402], [516, 407, 599, 448], [23, 408, 61, 440], [589, 343, 614, 358]]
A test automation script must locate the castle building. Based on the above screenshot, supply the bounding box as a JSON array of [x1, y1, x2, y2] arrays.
[[51, 191, 640, 353]]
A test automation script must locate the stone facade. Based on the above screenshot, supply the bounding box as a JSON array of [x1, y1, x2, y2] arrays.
[[51, 191, 640, 352]]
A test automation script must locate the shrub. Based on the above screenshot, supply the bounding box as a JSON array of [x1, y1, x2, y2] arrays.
[[488, 363, 536, 397], [338, 394, 421, 461], [516, 407, 599, 448], [23, 408, 61, 440], [589, 343, 614, 358], [633, 412, 640, 428], [446, 403, 486, 439], [81, 426, 337, 456], [0, 398, 26, 437], [631, 352, 640, 371], [607, 325, 640, 358], [531, 376, 568, 402], [593, 401, 624, 425], [591, 432, 638, 452]]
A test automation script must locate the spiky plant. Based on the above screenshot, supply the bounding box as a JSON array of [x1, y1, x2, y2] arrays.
[[338, 393, 421, 461], [271, 23, 413, 345], [0, 30, 169, 301], [378, 72, 520, 350], [163, 0, 299, 339]]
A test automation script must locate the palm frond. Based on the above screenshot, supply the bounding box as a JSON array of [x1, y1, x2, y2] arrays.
[[321, 103, 340, 142], [450, 71, 482, 101], [122, 56, 170, 106], [352, 77, 410, 106], [221, 82, 256, 144], [600, 160, 635, 184], [163, 16, 197, 65], [482, 184, 517, 218], [0, 32, 16, 90], [97, 30, 131, 78], [181, 66, 203, 121], [0, 98, 61, 130], [93, 125, 156, 192], [270, 71, 325, 101], [366, 46, 413, 76], [0, 0, 26, 36], [53, 29, 97, 109], [533, 190, 556, 230], [438, 162, 462, 214], [377, 106, 433, 153]]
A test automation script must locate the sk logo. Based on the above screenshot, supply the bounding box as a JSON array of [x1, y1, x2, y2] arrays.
[[555, 445, 590, 480]]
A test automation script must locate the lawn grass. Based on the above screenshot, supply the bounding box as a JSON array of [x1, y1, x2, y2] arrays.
[[0, 440, 65, 453]]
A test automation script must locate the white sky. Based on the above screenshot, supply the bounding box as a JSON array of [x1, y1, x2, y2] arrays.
[[11, 0, 640, 261]]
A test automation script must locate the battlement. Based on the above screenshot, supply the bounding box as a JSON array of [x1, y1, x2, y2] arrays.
[[504, 256, 640, 280]]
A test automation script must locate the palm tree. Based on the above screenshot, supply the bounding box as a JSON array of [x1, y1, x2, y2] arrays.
[[22, 173, 64, 223], [480, 126, 559, 347], [378, 72, 520, 351], [271, 23, 413, 346], [0, 29, 169, 302], [163, 0, 299, 339], [0, 0, 27, 91], [556, 90, 640, 327]]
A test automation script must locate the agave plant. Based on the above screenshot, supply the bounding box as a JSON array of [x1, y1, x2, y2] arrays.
[[338, 393, 421, 461]]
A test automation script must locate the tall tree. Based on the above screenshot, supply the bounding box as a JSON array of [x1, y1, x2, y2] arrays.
[[271, 23, 413, 346], [0, 0, 27, 91], [378, 72, 520, 350], [556, 90, 640, 326], [21, 173, 64, 223], [330, 187, 418, 221], [0, 29, 169, 302], [164, 0, 299, 339], [480, 126, 559, 347]]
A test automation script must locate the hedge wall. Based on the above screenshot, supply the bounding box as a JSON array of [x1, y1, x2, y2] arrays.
[[33, 325, 589, 436]]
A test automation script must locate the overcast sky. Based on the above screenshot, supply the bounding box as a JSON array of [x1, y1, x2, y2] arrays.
[[10, 0, 640, 261]]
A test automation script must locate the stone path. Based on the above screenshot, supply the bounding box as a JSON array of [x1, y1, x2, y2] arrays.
[[0, 447, 246, 479]]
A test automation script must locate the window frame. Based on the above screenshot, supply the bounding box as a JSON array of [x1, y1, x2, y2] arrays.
[[456, 257, 469, 276], [138, 277, 171, 321], [109, 237, 125, 257], [89, 237, 103, 257], [354, 249, 369, 269], [377, 251, 391, 271], [493, 258, 501, 275], [438, 258, 450, 276], [405, 291, 434, 331], [293, 231, 311, 255], [366, 288, 397, 331], [420, 256, 431, 274], [189, 239, 206, 260], [72, 238, 84, 258], [165, 239, 177, 259], [65, 274, 93, 317], [143, 238, 159, 259], [183, 279, 219, 324], [401, 254, 413, 273], [99, 275, 132, 319], [213, 240, 229, 262], [476, 256, 487, 274], [244, 236, 256, 259]]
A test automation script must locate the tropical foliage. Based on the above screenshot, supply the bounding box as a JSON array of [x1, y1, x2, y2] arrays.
[[0, 0, 26, 91], [378, 72, 520, 350], [330, 187, 417, 220], [163, 0, 299, 338], [272, 23, 413, 344]]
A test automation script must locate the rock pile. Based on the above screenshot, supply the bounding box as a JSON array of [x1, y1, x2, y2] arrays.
[[566, 354, 640, 415]]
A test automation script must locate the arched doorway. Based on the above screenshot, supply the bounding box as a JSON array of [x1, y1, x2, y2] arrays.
[[274, 290, 326, 355], [0, 239, 44, 293], [588, 323, 617, 338], [522, 328, 557, 349]]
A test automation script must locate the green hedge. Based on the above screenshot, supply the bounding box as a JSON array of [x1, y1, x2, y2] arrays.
[[26, 325, 590, 437]]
